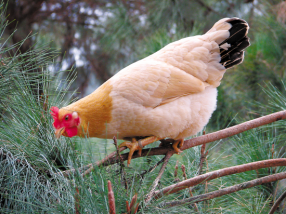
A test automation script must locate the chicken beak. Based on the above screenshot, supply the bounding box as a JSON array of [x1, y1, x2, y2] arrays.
[[55, 127, 65, 139]]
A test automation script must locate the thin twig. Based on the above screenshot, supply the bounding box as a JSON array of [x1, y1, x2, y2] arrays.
[[81, 147, 126, 177], [153, 158, 286, 199], [174, 160, 179, 178], [145, 151, 174, 203], [139, 157, 165, 180], [198, 144, 208, 175], [271, 143, 277, 174], [113, 136, 128, 190], [269, 189, 286, 214], [113, 136, 125, 167], [161, 171, 286, 208], [108, 180, 116, 214], [173, 160, 180, 182], [181, 164, 200, 213], [60, 146, 127, 177]]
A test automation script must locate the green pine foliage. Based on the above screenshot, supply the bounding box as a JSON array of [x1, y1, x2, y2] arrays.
[[2, 1, 286, 213]]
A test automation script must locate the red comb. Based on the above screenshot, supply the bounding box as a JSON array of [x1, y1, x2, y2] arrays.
[[50, 106, 61, 129], [50, 106, 59, 119]]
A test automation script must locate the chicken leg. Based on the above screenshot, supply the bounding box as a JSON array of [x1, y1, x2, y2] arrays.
[[172, 139, 184, 154], [119, 137, 185, 166], [119, 136, 159, 166]]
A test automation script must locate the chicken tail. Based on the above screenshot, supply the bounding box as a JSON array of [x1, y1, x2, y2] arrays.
[[212, 18, 250, 69]]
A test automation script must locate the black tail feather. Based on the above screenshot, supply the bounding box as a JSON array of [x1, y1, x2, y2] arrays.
[[219, 18, 250, 69]]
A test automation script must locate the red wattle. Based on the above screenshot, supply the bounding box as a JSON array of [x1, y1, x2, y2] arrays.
[[65, 127, 78, 138]]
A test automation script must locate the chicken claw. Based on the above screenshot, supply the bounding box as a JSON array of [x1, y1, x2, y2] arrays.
[[119, 136, 159, 166], [172, 139, 184, 154]]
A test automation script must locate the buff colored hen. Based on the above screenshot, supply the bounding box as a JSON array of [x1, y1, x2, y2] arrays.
[[50, 18, 250, 166]]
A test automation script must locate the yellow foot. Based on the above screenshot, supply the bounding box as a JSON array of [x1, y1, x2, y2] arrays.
[[119, 136, 159, 166], [172, 139, 184, 154]]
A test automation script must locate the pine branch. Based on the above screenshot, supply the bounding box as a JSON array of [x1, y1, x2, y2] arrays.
[[198, 143, 208, 175], [60, 147, 127, 177], [269, 189, 286, 214], [145, 151, 173, 203], [153, 158, 286, 199], [181, 164, 200, 212], [160, 171, 286, 208]]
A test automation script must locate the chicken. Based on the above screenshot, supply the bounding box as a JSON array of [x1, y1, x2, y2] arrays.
[[50, 17, 250, 166]]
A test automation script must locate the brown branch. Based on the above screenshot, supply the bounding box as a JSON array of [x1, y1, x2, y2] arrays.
[[113, 136, 125, 168], [181, 110, 286, 151], [174, 160, 179, 178], [113, 136, 128, 190], [173, 160, 180, 182], [181, 164, 199, 213], [108, 180, 116, 214], [145, 151, 173, 203], [81, 147, 127, 177], [269, 189, 286, 214], [139, 157, 165, 180], [198, 144, 208, 175], [61, 110, 286, 176], [60, 146, 127, 177], [161, 171, 286, 208], [153, 158, 286, 199]]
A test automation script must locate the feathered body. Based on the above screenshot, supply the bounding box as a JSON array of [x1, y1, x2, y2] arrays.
[[52, 18, 250, 144]]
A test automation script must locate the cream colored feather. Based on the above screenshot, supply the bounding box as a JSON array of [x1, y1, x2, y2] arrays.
[[60, 17, 250, 141], [105, 17, 249, 139]]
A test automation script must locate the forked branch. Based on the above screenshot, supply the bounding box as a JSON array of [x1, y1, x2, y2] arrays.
[[160, 171, 286, 208], [153, 158, 286, 199]]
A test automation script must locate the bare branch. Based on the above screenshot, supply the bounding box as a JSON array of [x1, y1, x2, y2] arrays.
[[198, 144, 208, 175], [153, 158, 286, 199], [113, 136, 128, 189], [81, 147, 127, 177], [269, 189, 286, 214], [161, 171, 286, 208], [181, 110, 286, 151], [173, 160, 179, 182], [181, 164, 199, 212], [145, 151, 173, 203], [60, 146, 127, 177], [139, 157, 165, 180]]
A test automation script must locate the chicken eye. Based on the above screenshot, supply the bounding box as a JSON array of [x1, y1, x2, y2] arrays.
[[65, 115, 69, 121]]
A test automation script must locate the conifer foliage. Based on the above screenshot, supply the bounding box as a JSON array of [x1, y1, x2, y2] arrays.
[[2, 1, 286, 213]]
